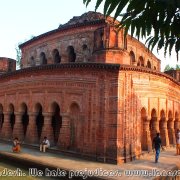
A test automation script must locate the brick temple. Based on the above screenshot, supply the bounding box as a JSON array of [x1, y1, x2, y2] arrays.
[[0, 12, 179, 164]]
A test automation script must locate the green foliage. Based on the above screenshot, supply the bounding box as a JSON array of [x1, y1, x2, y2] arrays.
[[164, 64, 180, 71], [84, 0, 180, 60], [15, 35, 35, 69], [164, 64, 174, 71], [15, 43, 22, 69], [176, 64, 180, 70]]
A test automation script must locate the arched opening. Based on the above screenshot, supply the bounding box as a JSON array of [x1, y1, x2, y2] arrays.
[[52, 49, 61, 64], [138, 56, 144, 67], [94, 28, 104, 50], [129, 51, 136, 65], [0, 104, 4, 129], [51, 102, 62, 145], [167, 110, 175, 145], [147, 60, 151, 68], [30, 56, 35, 67], [154, 66, 156, 70], [141, 108, 148, 151], [35, 103, 44, 140], [82, 44, 90, 62], [9, 104, 15, 131], [67, 46, 76, 62], [40, 52, 47, 65], [174, 112, 179, 131], [150, 109, 158, 142], [21, 103, 29, 137], [69, 103, 81, 151]]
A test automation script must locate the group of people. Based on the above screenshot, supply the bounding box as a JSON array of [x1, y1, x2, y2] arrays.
[[12, 136, 50, 153], [153, 129, 180, 163], [11, 130, 180, 163]]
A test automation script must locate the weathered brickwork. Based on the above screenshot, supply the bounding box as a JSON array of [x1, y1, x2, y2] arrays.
[[165, 70, 180, 82], [0, 12, 179, 164], [0, 57, 16, 74]]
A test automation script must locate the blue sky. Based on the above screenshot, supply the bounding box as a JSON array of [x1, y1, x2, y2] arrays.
[[0, 0, 179, 70]]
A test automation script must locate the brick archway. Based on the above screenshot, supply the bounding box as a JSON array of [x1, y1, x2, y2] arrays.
[[21, 103, 29, 138], [52, 49, 61, 64], [9, 104, 15, 132], [35, 103, 44, 141], [67, 46, 76, 62], [51, 102, 62, 146], [150, 109, 158, 142], [159, 110, 169, 146]]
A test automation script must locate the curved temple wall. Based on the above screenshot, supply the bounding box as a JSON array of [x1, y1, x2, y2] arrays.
[[0, 63, 179, 164], [19, 12, 160, 71], [0, 12, 179, 164]]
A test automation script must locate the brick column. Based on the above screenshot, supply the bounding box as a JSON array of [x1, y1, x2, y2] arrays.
[[174, 120, 180, 131], [160, 119, 169, 146], [143, 119, 152, 152], [58, 113, 70, 149], [151, 118, 159, 138], [168, 119, 176, 145], [41, 113, 53, 145], [25, 112, 38, 144], [13, 112, 24, 141], [0, 112, 12, 140]]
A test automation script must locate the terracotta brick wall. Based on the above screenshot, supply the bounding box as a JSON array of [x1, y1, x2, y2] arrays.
[[0, 57, 16, 74]]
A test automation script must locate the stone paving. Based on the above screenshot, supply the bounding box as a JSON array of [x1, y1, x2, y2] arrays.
[[0, 142, 180, 180]]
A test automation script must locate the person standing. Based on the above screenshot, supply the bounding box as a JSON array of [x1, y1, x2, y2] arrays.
[[153, 133, 162, 163], [176, 129, 180, 155], [40, 136, 50, 152]]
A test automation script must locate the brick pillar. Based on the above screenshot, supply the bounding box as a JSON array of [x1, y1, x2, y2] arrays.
[[58, 113, 70, 149], [174, 120, 180, 131], [40, 113, 53, 145], [160, 119, 169, 146], [13, 112, 24, 141], [168, 119, 176, 145], [25, 113, 38, 144], [151, 118, 159, 138], [0, 112, 12, 140], [143, 119, 152, 152]]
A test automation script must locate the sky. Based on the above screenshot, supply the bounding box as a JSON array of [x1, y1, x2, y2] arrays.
[[0, 0, 179, 71]]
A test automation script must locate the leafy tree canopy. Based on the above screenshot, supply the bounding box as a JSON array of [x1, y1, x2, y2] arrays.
[[84, 0, 180, 59], [164, 64, 180, 71]]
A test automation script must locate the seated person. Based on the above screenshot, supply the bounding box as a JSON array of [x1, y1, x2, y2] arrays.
[[12, 137, 21, 153], [40, 136, 50, 152]]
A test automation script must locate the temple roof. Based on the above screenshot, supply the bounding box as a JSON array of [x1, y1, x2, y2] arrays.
[[19, 11, 116, 48], [59, 11, 115, 28]]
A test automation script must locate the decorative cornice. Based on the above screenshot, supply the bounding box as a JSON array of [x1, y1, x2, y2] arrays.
[[0, 63, 120, 79], [120, 64, 180, 85], [0, 63, 179, 86]]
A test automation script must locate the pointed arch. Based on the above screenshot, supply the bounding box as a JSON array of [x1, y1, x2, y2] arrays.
[[9, 104, 15, 131], [52, 49, 61, 64], [129, 51, 136, 65], [51, 102, 62, 145], [67, 46, 76, 62], [40, 52, 47, 65], [147, 60, 151, 68]]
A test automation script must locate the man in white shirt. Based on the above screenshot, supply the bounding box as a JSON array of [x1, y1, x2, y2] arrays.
[[176, 129, 180, 155], [40, 136, 50, 152]]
